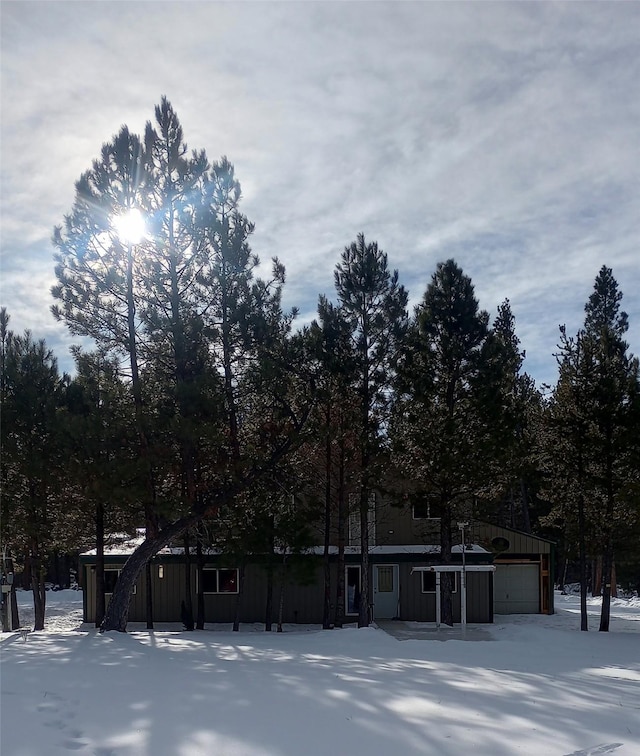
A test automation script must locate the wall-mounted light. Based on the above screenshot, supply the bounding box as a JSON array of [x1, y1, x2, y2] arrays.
[[158, 565, 164, 579]]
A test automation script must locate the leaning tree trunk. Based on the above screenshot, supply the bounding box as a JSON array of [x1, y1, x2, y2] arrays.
[[101, 513, 201, 632]]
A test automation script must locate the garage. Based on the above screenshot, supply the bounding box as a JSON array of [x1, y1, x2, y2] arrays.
[[494, 563, 540, 614]]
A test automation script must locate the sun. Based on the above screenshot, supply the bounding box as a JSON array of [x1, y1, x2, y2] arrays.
[[112, 209, 146, 244]]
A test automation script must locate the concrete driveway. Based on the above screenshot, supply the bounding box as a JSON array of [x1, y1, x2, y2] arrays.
[[375, 619, 494, 641]]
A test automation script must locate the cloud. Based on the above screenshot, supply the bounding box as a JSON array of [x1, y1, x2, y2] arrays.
[[1, 1, 638, 386]]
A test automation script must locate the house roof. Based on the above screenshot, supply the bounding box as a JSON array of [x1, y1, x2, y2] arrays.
[[81, 533, 489, 559]]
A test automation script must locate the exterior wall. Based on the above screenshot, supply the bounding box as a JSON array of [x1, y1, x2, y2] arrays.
[[83, 562, 147, 625], [82, 555, 494, 624], [81, 506, 553, 624], [472, 522, 553, 555], [398, 565, 492, 623], [374, 499, 441, 546]]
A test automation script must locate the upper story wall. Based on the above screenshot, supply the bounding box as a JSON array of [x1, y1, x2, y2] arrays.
[[309, 491, 552, 554]]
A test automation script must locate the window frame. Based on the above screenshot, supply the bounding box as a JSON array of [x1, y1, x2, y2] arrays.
[[103, 568, 136, 595], [412, 501, 441, 520], [345, 565, 362, 616], [199, 567, 239, 595]]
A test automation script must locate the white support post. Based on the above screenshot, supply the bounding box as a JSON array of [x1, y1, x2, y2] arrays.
[[435, 571, 441, 629]]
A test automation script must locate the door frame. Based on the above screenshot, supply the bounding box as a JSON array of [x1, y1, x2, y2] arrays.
[[373, 564, 399, 620]]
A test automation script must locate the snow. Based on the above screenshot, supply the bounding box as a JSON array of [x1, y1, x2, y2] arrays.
[[2, 590, 639, 755]]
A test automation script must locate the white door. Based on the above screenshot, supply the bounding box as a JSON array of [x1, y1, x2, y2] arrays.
[[373, 565, 399, 619], [494, 564, 540, 614]]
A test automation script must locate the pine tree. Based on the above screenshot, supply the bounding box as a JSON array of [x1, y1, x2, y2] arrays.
[[52, 99, 309, 632], [0, 323, 67, 630], [582, 267, 639, 631], [63, 351, 137, 626], [544, 267, 639, 632], [301, 304, 360, 628], [544, 327, 596, 630], [392, 260, 489, 626], [478, 299, 539, 532], [334, 234, 408, 627]]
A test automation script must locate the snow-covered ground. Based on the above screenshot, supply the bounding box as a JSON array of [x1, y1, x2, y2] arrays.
[[1, 590, 639, 756]]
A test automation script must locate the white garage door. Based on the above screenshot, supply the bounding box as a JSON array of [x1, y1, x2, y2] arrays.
[[494, 564, 540, 614]]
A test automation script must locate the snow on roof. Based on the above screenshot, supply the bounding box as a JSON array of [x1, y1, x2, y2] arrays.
[[82, 532, 489, 558], [302, 544, 488, 555]]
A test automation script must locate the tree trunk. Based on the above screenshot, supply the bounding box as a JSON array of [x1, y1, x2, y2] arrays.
[[334, 437, 346, 628], [101, 513, 202, 632], [578, 490, 588, 631], [3, 551, 20, 631], [440, 496, 453, 627], [322, 403, 332, 629], [358, 485, 371, 628], [30, 549, 46, 631], [196, 538, 205, 630], [592, 557, 602, 597], [599, 540, 614, 632], [182, 531, 194, 630], [509, 486, 516, 529], [95, 500, 105, 627], [233, 563, 245, 632], [519, 479, 531, 534], [265, 557, 274, 632], [100, 444, 303, 632], [277, 556, 287, 632], [599, 425, 616, 632], [145, 561, 154, 630]]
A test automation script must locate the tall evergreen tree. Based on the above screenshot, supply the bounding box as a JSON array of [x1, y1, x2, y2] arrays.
[[478, 299, 539, 531], [582, 267, 639, 631], [0, 325, 66, 630], [63, 351, 137, 626], [392, 259, 489, 626], [544, 266, 639, 632], [52, 99, 309, 632], [544, 327, 596, 630], [334, 234, 407, 627], [308, 301, 359, 628]]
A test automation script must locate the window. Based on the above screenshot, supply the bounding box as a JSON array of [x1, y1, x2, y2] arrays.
[[377, 565, 394, 593], [345, 566, 361, 615], [103, 569, 136, 595], [348, 492, 376, 546], [421, 571, 458, 594], [200, 568, 239, 594], [412, 500, 441, 520]]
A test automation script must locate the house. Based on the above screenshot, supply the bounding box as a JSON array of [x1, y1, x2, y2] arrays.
[[79, 495, 554, 625]]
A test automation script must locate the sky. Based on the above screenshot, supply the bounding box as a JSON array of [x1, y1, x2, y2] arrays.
[[1, 1, 638, 387]]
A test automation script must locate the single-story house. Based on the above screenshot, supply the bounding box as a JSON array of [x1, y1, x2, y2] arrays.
[[79, 516, 554, 625]]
